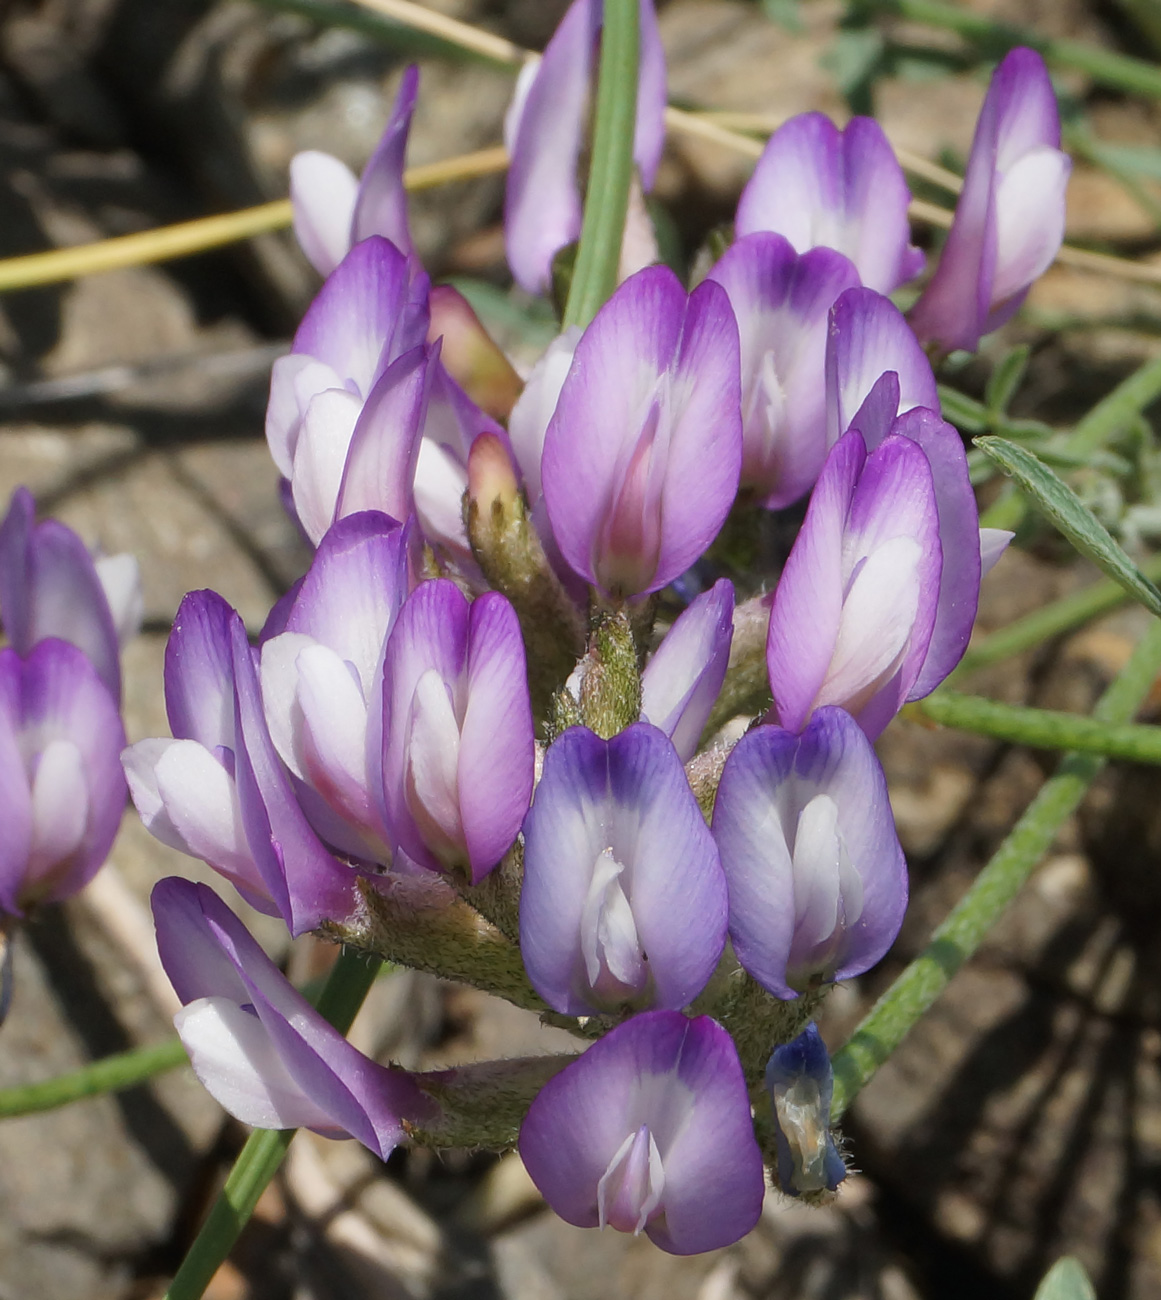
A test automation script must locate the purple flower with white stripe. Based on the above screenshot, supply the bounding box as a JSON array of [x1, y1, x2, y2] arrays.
[[153, 878, 433, 1156], [0, 639, 126, 917], [910, 49, 1070, 354], [504, 0, 666, 294], [707, 233, 859, 508], [712, 708, 907, 998], [379, 580, 534, 881], [260, 513, 414, 865], [825, 289, 1007, 695], [640, 578, 734, 762], [0, 487, 141, 705], [266, 237, 429, 512], [290, 66, 419, 276], [766, 427, 943, 739], [519, 1011, 765, 1254], [541, 267, 742, 598], [519, 723, 727, 1016], [825, 287, 939, 447], [123, 590, 356, 935], [736, 113, 923, 294]]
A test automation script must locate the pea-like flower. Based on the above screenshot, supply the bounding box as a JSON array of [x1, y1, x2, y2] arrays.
[[541, 266, 742, 598], [707, 233, 859, 508], [519, 1011, 765, 1254], [735, 113, 923, 294], [123, 590, 356, 935], [0, 639, 126, 917], [712, 708, 907, 998], [765, 427, 943, 739], [379, 579, 534, 881], [910, 48, 1070, 354], [153, 877, 432, 1156], [639, 578, 734, 762], [290, 66, 418, 276], [0, 486, 141, 705], [504, 0, 666, 294], [519, 723, 727, 1015], [260, 512, 414, 866]]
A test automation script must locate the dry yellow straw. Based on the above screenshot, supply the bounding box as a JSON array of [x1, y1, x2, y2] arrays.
[[0, 145, 509, 293], [0, 0, 1156, 293]]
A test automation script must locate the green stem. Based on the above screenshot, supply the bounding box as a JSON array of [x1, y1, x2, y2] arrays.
[[0, 1037, 188, 1117], [856, 0, 1161, 99], [957, 553, 1161, 675], [831, 619, 1161, 1118], [562, 0, 639, 329], [912, 690, 1161, 763], [165, 947, 381, 1300]]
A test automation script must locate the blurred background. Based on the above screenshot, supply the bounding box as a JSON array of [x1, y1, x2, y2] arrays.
[[2, 1, 1161, 1297]]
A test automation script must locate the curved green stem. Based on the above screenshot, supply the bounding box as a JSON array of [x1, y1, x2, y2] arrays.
[[911, 690, 1161, 763], [832, 619, 1161, 1118], [562, 0, 640, 329], [0, 1037, 188, 1117], [165, 947, 381, 1300]]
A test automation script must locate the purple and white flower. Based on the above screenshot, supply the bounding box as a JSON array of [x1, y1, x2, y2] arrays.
[[504, 0, 667, 294], [541, 266, 742, 598], [765, 428, 943, 739], [379, 580, 534, 881], [153, 877, 432, 1156], [290, 66, 418, 276], [260, 512, 414, 865], [910, 48, 1070, 353], [707, 233, 860, 507], [0, 639, 126, 916], [519, 723, 727, 1015], [123, 590, 356, 935], [519, 1011, 765, 1254], [0, 487, 141, 705], [640, 578, 734, 762], [735, 113, 923, 294], [712, 708, 907, 998]]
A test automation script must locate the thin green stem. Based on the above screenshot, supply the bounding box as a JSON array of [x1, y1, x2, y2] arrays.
[[831, 619, 1161, 1118], [165, 947, 381, 1300], [562, 0, 639, 329], [0, 1037, 188, 1117], [912, 690, 1161, 763], [957, 553, 1161, 675], [856, 0, 1161, 99]]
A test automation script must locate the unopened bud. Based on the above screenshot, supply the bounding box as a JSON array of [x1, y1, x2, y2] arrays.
[[467, 431, 520, 520], [765, 1022, 847, 1198], [429, 285, 523, 421]]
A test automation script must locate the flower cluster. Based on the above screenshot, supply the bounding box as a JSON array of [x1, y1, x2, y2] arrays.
[[124, 2, 1068, 1259]]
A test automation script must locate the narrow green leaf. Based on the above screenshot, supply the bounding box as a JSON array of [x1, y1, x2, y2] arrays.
[[937, 384, 988, 433], [761, 0, 805, 31], [832, 620, 1161, 1118], [985, 345, 1030, 416], [562, 0, 639, 329], [974, 436, 1161, 619], [1034, 1258, 1097, 1300]]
